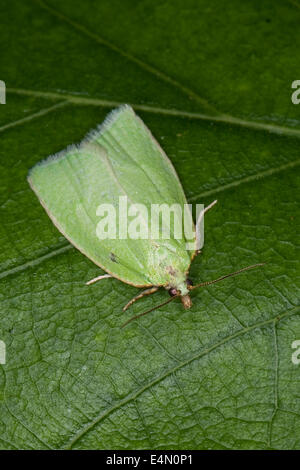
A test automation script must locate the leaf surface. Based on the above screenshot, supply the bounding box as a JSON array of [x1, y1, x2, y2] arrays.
[[0, 0, 299, 450]]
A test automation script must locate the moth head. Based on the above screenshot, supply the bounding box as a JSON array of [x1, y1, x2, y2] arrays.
[[168, 279, 193, 309]]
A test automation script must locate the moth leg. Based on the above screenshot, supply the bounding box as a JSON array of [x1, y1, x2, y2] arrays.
[[123, 286, 159, 312], [86, 274, 112, 285]]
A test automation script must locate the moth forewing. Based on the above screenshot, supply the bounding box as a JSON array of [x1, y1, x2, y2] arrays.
[[28, 105, 192, 291]]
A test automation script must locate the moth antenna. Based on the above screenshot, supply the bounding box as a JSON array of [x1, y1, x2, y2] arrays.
[[121, 295, 178, 328], [189, 263, 266, 290], [195, 200, 217, 250]]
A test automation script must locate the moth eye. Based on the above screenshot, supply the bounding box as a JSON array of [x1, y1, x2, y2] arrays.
[[186, 278, 193, 287], [168, 287, 177, 297]]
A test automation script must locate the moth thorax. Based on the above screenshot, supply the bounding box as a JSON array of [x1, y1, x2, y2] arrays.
[[180, 294, 192, 309]]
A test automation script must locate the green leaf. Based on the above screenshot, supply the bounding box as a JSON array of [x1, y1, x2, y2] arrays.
[[0, 0, 299, 450]]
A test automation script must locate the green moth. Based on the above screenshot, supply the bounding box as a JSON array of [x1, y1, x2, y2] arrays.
[[28, 105, 263, 326]]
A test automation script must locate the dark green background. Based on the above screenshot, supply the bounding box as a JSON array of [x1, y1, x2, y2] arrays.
[[0, 0, 299, 449]]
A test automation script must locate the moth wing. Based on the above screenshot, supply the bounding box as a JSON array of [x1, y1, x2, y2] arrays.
[[28, 105, 196, 287]]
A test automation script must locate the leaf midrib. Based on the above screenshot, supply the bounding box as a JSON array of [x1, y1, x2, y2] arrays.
[[7, 88, 300, 138], [33, 0, 300, 134]]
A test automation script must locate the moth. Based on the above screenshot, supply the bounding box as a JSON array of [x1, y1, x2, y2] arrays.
[[28, 105, 263, 326]]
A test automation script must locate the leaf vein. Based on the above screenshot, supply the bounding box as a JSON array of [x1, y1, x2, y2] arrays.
[[0, 101, 69, 133], [34, 0, 217, 114], [62, 306, 298, 449]]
